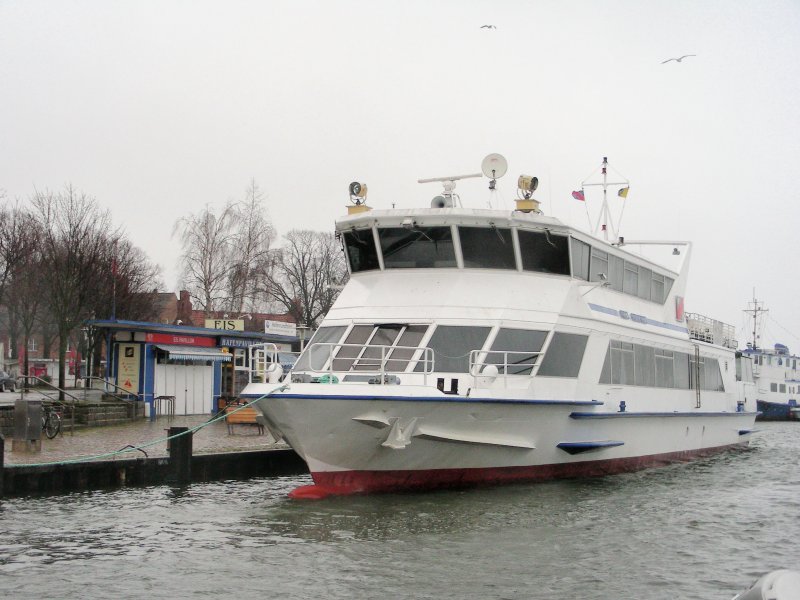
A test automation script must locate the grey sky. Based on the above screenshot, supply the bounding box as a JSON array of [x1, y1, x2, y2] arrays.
[[1, 0, 799, 347]]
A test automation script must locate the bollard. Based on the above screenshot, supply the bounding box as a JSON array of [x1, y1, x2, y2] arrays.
[[168, 426, 192, 485]]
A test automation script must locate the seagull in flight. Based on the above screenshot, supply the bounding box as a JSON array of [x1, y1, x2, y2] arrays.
[[662, 54, 696, 64], [480, 24, 496, 29]]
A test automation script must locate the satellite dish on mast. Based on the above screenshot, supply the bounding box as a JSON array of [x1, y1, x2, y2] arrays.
[[481, 153, 508, 180]]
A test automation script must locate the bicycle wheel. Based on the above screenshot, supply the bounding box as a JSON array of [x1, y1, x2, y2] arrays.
[[45, 412, 61, 439]]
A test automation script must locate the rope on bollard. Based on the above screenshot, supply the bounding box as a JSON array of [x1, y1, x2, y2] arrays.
[[7, 385, 289, 468]]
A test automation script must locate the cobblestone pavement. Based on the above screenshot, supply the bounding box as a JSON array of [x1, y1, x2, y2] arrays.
[[3, 414, 288, 466]]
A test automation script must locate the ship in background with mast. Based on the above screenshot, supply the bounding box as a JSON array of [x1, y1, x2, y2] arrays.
[[740, 296, 800, 420]]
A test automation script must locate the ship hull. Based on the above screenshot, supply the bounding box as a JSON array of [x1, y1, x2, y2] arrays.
[[756, 399, 800, 421], [247, 385, 756, 496], [309, 444, 745, 494]]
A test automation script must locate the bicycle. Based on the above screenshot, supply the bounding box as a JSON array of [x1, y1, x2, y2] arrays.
[[42, 404, 62, 439]]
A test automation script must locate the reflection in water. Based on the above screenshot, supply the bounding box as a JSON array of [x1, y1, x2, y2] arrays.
[[0, 426, 796, 600]]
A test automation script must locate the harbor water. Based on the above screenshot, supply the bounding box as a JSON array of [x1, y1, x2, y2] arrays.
[[1, 423, 798, 600]]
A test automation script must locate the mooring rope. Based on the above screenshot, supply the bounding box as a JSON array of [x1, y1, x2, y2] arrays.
[[6, 384, 289, 468]]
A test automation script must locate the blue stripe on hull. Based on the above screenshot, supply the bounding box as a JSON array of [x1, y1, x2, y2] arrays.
[[241, 393, 603, 406], [570, 411, 758, 419]]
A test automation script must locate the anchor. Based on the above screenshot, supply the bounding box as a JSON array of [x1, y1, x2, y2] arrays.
[[381, 417, 418, 449]]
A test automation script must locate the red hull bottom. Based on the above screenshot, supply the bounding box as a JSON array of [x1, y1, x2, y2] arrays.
[[289, 443, 747, 499]]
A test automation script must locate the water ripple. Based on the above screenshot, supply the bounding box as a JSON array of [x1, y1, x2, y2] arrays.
[[0, 425, 799, 599]]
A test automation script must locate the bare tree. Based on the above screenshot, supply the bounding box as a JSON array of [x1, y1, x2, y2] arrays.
[[83, 237, 162, 379], [262, 230, 349, 328], [0, 202, 40, 369], [227, 179, 275, 313], [0, 201, 39, 310], [5, 248, 46, 388], [173, 180, 275, 314], [32, 186, 121, 395], [89, 237, 163, 322], [173, 202, 238, 313]]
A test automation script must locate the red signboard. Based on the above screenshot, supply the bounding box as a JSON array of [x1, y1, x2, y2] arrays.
[[144, 333, 215, 347]]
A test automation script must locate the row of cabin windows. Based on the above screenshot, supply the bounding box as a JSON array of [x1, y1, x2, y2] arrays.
[[754, 355, 798, 368], [294, 324, 587, 377], [343, 226, 673, 304], [570, 239, 673, 303], [769, 383, 797, 394], [297, 324, 725, 392], [599, 340, 725, 391]]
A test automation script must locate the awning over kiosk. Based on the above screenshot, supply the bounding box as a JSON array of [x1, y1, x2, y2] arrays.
[[154, 345, 232, 362]]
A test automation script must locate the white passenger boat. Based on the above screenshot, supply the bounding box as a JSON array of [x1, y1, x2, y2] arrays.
[[739, 297, 800, 420], [241, 155, 758, 497]]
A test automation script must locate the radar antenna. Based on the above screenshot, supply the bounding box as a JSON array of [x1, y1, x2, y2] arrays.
[[419, 154, 508, 208]]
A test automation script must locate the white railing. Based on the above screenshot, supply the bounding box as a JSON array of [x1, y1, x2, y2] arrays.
[[685, 312, 737, 350], [299, 342, 435, 385], [469, 350, 541, 388], [248, 343, 282, 383]]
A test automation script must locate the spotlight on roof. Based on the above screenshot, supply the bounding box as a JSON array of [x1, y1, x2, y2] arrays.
[[348, 181, 368, 204], [347, 181, 371, 214], [517, 175, 539, 199]]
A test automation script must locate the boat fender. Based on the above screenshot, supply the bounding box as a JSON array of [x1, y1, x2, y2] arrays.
[[266, 363, 284, 384]]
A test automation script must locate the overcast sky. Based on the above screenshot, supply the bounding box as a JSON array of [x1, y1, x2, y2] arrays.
[[1, 0, 799, 347]]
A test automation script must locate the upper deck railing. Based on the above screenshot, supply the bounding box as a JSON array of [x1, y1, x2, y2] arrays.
[[685, 312, 737, 349], [469, 350, 542, 389], [280, 342, 543, 390]]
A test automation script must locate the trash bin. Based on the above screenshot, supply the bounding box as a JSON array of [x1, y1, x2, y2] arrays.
[[12, 399, 42, 453]]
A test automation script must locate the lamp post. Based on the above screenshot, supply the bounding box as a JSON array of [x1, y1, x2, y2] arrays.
[[297, 325, 310, 352]]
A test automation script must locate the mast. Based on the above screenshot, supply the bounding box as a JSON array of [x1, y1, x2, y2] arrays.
[[581, 157, 629, 241], [743, 291, 768, 351]]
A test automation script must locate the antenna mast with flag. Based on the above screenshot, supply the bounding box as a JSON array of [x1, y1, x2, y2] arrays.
[[744, 291, 768, 351], [575, 157, 630, 241]]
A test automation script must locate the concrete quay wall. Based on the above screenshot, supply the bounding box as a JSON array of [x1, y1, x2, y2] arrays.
[[0, 447, 308, 498]]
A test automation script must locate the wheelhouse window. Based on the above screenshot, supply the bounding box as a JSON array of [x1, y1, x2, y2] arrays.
[[518, 230, 569, 275], [637, 266, 652, 301], [378, 226, 456, 269], [351, 324, 403, 370], [416, 325, 491, 373], [590, 247, 608, 282], [384, 325, 429, 372], [537, 333, 589, 378], [485, 328, 548, 375], [651, 272, 666, 304], [608, 254, 624, 291], [343, 229, 380, 273], [331, 325, 374, 371], [295, 325, 348, 371], [459, 227, 516, 269], [623, 261, 638, 295], [570, 238, 590, 280]]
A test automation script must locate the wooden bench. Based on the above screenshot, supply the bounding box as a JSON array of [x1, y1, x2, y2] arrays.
[[225, 405, 265, 435]]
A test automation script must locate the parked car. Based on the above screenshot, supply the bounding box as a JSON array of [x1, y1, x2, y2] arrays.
[[0, 371, 17, 392]]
